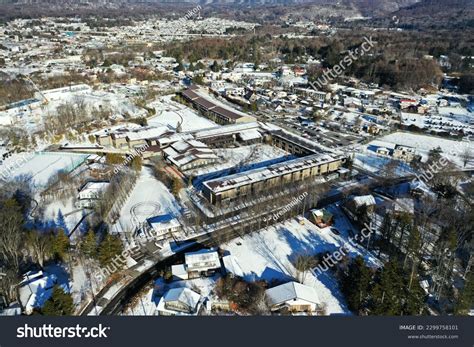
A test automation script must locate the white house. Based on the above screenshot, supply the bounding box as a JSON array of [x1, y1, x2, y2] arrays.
[[146, 214, 181, 240], [265, 281, 321, 314], [172, 249, 221, 280], [76, 181, 110, 208], [157, 287, 202, 316], [18, 271, 58, 315]]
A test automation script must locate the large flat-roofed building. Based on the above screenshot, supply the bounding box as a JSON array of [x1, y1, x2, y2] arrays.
[[181, 86, 256, 125], [202, 153, 345, 205]]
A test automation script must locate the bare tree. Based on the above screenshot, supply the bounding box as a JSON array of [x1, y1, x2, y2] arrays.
[[0, 199, 24, 272], [26, 231, 53, 269], [293, 254, 316, 284]]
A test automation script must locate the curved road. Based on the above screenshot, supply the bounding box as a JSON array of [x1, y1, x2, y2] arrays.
[[80, 169, 417, 316]]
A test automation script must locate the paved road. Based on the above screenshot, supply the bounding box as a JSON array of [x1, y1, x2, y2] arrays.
[[80, 169, 417, 316]]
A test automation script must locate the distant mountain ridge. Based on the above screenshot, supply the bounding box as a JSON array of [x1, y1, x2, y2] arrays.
[[2, 0, 470, 27], [0, 0, 421, 15]]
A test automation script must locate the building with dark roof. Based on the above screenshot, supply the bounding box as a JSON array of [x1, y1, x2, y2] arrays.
[[181, 86, 256, 125]]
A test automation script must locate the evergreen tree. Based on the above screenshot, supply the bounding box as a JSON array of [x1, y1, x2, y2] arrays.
[[56, 209, 68, 234], [396, 212, 412, 249], [53, 229, 70, 261], [403, 275, 426, 315], [370, 260, 405, 315], [195, 61, 205, 70], [42, 286, 74, 316], [404, 225, 421, 268], [80, 230, 97, 258], [98, 233, 124, 267], [342, 256, 372, 314], [370, 260, 425, 315], [210, 60, 220, 72], [455, 273, 474, 315]]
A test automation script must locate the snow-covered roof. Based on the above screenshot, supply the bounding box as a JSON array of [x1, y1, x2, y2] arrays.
[[185, 249, 221, 269], [147, 214, 180, 233], [222, 255, 244, 278], [351, 195, 376, 208], [19, 273, 57, 314], [238, 129, 262, 141], [393, 198, 415, 214], [193, 122, 260, 139], [162, 287, 201, 309], [79, 181, 110, 194], [171, 264, 188, 278], [204, 153, 343, 193], [126, 126, 170, 141], [0, 303, 21, 316], [266, 281, 320, 306]]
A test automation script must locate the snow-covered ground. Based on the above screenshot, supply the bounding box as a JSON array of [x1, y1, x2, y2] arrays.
[[1, 151, 88, 189], [354, 151, 414, 176], [188, 143, 292, 177], [372, 132, 474, 168], [221, 212, 381, 315], [111, 167, 181, 235], [148, 94, 218, 131], [124, 276, 218, 316], [41, 197, 85, 235], [401, 112, 474, 136], [1, 88, 147, 134]]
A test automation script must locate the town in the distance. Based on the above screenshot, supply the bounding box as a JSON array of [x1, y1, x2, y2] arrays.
[[0, 0, 473, 317]]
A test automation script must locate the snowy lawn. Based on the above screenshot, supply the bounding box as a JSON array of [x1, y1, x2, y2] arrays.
[[221, 211, 381, 315], [111, 167, 181, 234], [354, 151, 414, 176], [148, 95, 218, 131], [372, 132, 474, 168], [4, 152, 88, 189]]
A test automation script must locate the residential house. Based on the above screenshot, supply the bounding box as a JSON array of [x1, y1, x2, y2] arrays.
[[393, 145, 418, 163], [146, 214, 181, 240], [157, 287, 202, 316], [310, 208, 333, 228], [18, 271, 57, 315], [172, 249, 221, 280], [76, 181, 110, 208], [265, 281, 321, 314]]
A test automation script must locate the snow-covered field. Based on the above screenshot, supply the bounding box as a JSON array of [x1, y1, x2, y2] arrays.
[[1, 151, 88, 189], [111, 168, 181, 234], [221, 211, 381, 315], [148, 95, 218, 131], [354, 151, 414, 176], [372, 132, 474, 168]]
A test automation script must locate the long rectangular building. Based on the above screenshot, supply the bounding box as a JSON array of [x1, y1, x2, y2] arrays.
[[181, 87, 256, 125], [202, 153, 345, 205]]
